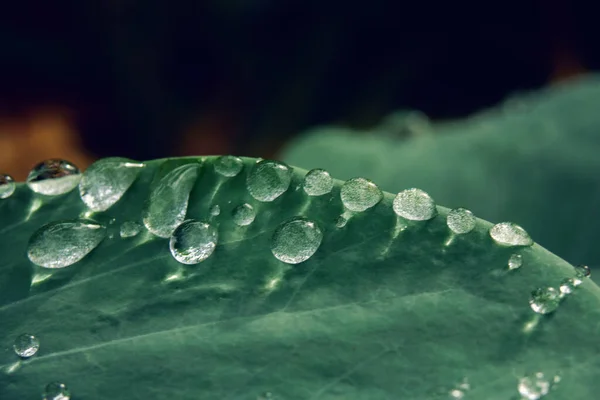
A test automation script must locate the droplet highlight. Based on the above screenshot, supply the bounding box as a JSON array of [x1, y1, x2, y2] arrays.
[[508, 253, 523, 270], [489, 222, 533, 247], [303, 169, 333, 196], [446, 208, 476, 234], [210, 205, 221, 216], [120, 221, 142, 238], [0, 173, 16, 199], [169, 220, 218, 265], [232, 203, 256, 226], [271, 217, 323, 264], [13, 333, 40, 358], [340, 177, 382, 212], [214, 155, 244, 177], [518, 372, 551, 400], [393, 188, 437, 221], [559, 277, 581, 295], [529, 287, 561, 314], [27, 159, 81, 196], [43, 382, 71, 400], [247, 160, 292, 202]]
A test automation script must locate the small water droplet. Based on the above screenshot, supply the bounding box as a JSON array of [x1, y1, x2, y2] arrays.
[[448, 378, 470, 399], [210, 205, 221, 216], [0, 173, 16, 199], [27, 220, 107, 268], [43, 382, 71, 400], [529, 287, 561, 314], [393, 188, 437, 221], [518, 372, 550, 400], [13, 334, 39, 358], [257, 392, 274, 400], [489, 222, 533, 247], [232, 203, 256, 226], [303, 169, 333, 196], [340, 177, 382, 212], [79, 157, 144, 211], [271, 217, 323, 264], [247, 160, 292, 202], [214, 155, 244, 177], [169, 220, 218, 264], [335, 215, 348, 228], [559, 277, 580, 295], [446, 208, 476, 234], [508, 253, 523, 270], [27, 159, 81, 196], [574, 264, 591, 278], [120, 221, 142, 238]]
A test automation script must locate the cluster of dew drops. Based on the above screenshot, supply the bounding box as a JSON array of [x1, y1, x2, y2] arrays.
[[0, 157, 591, 400]]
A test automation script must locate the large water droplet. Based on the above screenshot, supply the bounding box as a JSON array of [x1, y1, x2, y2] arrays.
[[13, 333, 40, 358], [232, 203, 256, 226], [0, 173, 16, 199], [143, 164, 199, 238], [393, 188, 437, 221], [446, 208, 476, 234], [508, 253, 523, 270], [303, 169, 333, 196], [210, 205, 221, 216], [529, 287, 561, 314], [247, 160, 292, 202], [169, 220, 218, 265], [489, 222, 533, 246], [43, 382, 71, 400], [79, 157, 144, 211], [214, 155, 244, 177], [271, 217, 323, 264], [120, 221, 142, 238], [27, 159, 81, 196], [518, 372, 550, 400], [27, 220, 107, 268], [340, 177, 382, 212]]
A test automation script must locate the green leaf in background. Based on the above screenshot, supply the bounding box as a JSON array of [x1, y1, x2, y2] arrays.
[[0, 156, 598, 399]]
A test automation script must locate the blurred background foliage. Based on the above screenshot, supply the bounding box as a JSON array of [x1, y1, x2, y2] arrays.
[[0, 0, 598, 180]]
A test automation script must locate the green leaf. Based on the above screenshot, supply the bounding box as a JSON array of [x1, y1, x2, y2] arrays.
[[0, 156, 598, 399]]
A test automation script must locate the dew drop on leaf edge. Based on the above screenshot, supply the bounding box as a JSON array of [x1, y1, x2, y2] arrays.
[[559, 277, 580, 295], [574, 264, 591, 278], [43, 381, 71, 400], [529, 287, 561, 314], [27, 159, 81, 196], [0, 173, 16, 199], [246, 160, 292, 202], [340, 177, 382, 212], [518, 372, 551, 400], [489, 222, 533, 247], [271, 217, 323, 264], [446, 207, 476, 234], [169, 220, 218, 265], [214, 155, 244, 177], [13, 333, 40, 358], [232, 203, 256, 226], [393, 188, 437, 221], [303, 168, 334, 196]]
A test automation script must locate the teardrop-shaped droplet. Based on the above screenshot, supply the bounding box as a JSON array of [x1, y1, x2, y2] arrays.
[[214, 155, 244, 177], [303, 169, 333, 196], [0, 173, 16, 199], [79, 157, 145, 211], [169, 220, 218, 265], [143, 164, 199, 238], [27, 220, 106, 268], [518, 372, 550, 400], [559, 277, 580, 295], [247, 160, 292, 202], [489, 222, 533, 247], [13, 333, 40, 358], [529, 287, 561, 314], [210, 204, 221, 216], [508, 253, 523, 270], [340, 177, 382, 212], [574, 264, 591, 278], [446, 208, 476, 234], [232, 203, 256, 226], [393, 188, 437, 221], [271, 217, 323, 264], [43, 382, 71, 400], [27, 159, 81, 196], [120, 221, 142, 238]]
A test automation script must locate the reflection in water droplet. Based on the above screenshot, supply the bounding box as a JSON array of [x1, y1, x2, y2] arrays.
[[518, 372, 550, 400], [446, 208, 476, 234], [120, 221, 142, 238], [340, 177, 382, 212], [303, 169, 333, 196], [393, 188, 437, 221], [271, 217, 323, 264], [210, 205, 221, 216], [559, 277, 580, 295], [232, 203, 255, 226], [529, 287, 561, 314], [335, 215, 348, 228], [575, 264, 591, 278], [27, 220, 107, 268], [508, 253, 523, 270], [247, 160, 292, 202], [448, 378, 470, 399], [489, 222, 533, 246], [169, 220, 218, 264], [0, 173, 16, 199], [214, 155, 244, 177], [79, 157, 144, 211], [27, 159, 81, 196], [43, 382, 71, 400], [13, 334, 40, 358]]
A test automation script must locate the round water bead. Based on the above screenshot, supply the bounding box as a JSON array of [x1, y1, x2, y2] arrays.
[[518, 372, 550, 400], [214, 155, 244, 177], [210, 204, 221, 216], [559, 277, 581, 295], [575, 264, 591, 278], [303, 169, 333, 196], [446, 208, 476, 234], [340, 177, 382, 212], [247, 160, 292, 202], [27, 159, 81, 196], [529, 287, 561, 314], [43, 382, 71, 400], [393, 188, 437, 221], [232, 203, 256, 226], [169, 220, 218, 264], [489, 222, 533, 247], [271, 217, 323, 264], [13, 333, 40, 358], [0, 173, 16, 199], [120, 221, 142, 238], [508, 253, 523, 270]]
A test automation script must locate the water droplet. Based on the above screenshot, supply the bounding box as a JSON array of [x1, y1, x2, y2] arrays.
[[448, 378, 470, 399], [257, 392, 274, 400], [43, 382, 71, 400], [169, 220, 218, 265], [518, 372, 550, 400], [529, 287, 561, 314], [27, 220, 107, 268], [247, 160, 292, 202], [79, 157, 144, 211], [559, 277, 580, 295], [393, 188, 437, 221], [340, 177, 382, 212], [446, 208, 476, 234], [143, 164, 199, 238], [303, 169, 333, 196], [489, 222, 533, 246], [120, 221, 142, 238], [214, 155, 244, 177], [13, 333, 39, 358], [575, 264, 591, 278], [232, 203, 256, 226], [335, 215, 348, 228], [271, 217, 323, 264], [210, 205, 221, 216], [0, 173, 16, 199], [27, 159, 81, 196], [508, 253, 523, 270]]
